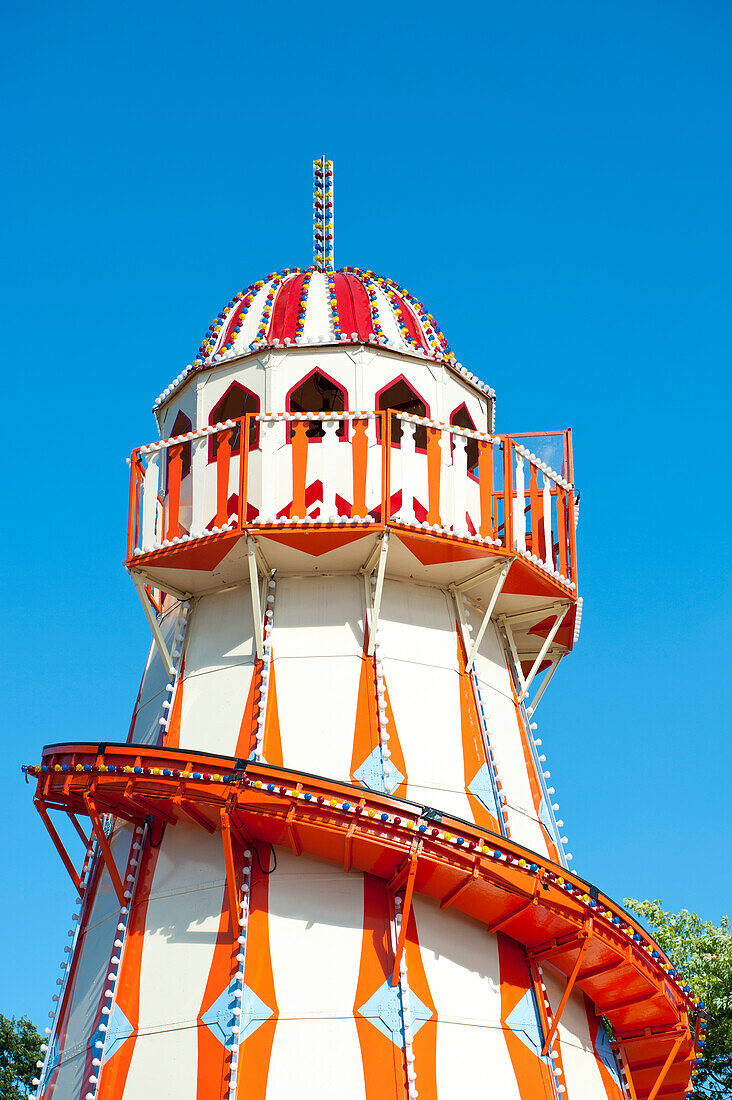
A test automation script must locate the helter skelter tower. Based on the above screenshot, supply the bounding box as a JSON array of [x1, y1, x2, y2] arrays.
[[26, 159, 706, 1100]]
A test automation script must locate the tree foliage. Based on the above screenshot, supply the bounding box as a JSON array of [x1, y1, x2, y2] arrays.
[[625, 899, 732, 1099], [0, 1015, 42, 1099]]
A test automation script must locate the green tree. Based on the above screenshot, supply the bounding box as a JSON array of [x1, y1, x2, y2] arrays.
[[625, 899, 732, 1099], [0, 1015, 43, 1099]]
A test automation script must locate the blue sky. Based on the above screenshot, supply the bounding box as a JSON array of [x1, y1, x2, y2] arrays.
[[1, 0, 729, 1025]]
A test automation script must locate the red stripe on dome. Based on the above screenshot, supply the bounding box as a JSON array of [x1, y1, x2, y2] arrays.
[[269, 273, 307, 342], [334, 273, 373, 341], [390, 289, 430, 351], [219, 297, 250, 350]]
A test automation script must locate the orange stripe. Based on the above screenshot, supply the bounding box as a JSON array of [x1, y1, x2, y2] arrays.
[[498, 934, 555, 1099], [196, 850, 242, 1099], [291, 420, 308, 518], [403, 905, 438, 1100], [163, 658, 185, 749], [236, 842, 278, 1100], [351, 418, 369, 518], [455, 628, 502, 832], [382, 675, 408, 799], [97, 830, 163, 1100], [350, 652, 381, 784], [585, 997, 626, 1099], [478, 438, 494, 538], [426, 426, 441, 525], [512, 692, 561, 862], [354, 875, 408, 1099], [262, 658, 283, 767], [234, 657, 263, 759]]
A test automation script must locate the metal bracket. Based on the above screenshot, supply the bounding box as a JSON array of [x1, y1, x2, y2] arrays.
[[35, 801, 85, 896], [518, 604, 570, 702], [247, 536, 265, 660], [131, 572, 176, 676], [501, 617, 527, 697], [220, 808, 240, 927], [83, 793, 127, 906], [525, 653, 564, 717], [363, 531, 390, 656], [390, 840, 421, 984], [646, 1036, 684, 1100], [540, 930, 592, 1054], [453, 557, 513, 596], [464, 560, 511, 671]]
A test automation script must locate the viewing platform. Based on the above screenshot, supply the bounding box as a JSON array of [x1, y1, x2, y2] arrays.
[[127, 411, 579, 634]]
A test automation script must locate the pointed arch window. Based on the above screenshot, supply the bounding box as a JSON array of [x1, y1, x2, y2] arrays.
[[377, 376, 429, 448], [287, 368, 347, 438], [450, 403, 479, 471], [208, 382, 260, 460], [168, 410, 192, 480]]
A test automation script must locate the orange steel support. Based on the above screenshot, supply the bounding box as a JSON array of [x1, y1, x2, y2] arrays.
[[238, 415, 251, 527], [83, 793, 127, 906], [556, 488, 568, 577], [291, 420, 308, 518], [528, 463, 541, 558], [566, 430, 577, 585], [127, 452, 141, 560], [391, 844, 420, 985], [382, 412, 392, 521], [646, 1036, 684, 1100], [540, 930, 591, 1054], [35, 801, 84, 896], [175, 796, 216, 833], [502, 439, 514, 550], [426, 425, 442, 525], [351, 418, 368, 518], [215, 429, 233, 526], [67, 812, 91, 849], [220, 808, 239, 925], [166, 444, 183, 540], [478, 439, 493, 538]]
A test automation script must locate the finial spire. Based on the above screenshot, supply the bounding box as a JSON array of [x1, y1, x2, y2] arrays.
[[313, 157, 334, 271]]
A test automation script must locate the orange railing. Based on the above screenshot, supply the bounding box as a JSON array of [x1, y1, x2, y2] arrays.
[[127, 413, 577, 587]]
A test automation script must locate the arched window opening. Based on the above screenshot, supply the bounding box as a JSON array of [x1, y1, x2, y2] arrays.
[[209, 382, 260, 459], [288, 369, 346, 438], [168, 410, 192, 480], [377, 377, 428, 448], [450, 403, 479, 470]]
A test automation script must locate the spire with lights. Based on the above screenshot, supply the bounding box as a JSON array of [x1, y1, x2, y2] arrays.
[[312, 156, 334, 270]]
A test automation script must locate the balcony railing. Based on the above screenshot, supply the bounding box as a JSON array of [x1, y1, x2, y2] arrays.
[[127, 412, 577, 588]]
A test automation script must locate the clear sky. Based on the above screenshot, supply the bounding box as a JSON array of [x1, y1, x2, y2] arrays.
[[1, 0, 730, 1026]]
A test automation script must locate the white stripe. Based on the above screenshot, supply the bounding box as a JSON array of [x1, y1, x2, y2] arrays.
[[412, 896, 521, 1100], [266, 850, 366, 1099]]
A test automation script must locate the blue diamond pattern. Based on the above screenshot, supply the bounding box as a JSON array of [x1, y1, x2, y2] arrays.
[[354, 747, 404, 796], [468, 763, 499, 818], [358, 979, 432, 1046], [201, 981, 273, 1048], [538, 796, 560, 845], [103, 1003, 134, 1060], [505, 988, 544, 1055], [594, 1020, 623, 1084]]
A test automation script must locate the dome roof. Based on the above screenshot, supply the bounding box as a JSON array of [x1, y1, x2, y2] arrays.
[[153, 267, 494, 411], [197, 266, 456, 361]]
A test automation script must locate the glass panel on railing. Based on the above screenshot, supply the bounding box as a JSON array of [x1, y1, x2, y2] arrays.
[[509, 432, 569, 481]]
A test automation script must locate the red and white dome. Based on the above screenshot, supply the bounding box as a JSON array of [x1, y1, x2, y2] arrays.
[[196, 267, 453, 364], [154, 266, 495, 411]]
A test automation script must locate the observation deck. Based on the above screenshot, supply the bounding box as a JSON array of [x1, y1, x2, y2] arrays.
[[127, 411, 580, 667]]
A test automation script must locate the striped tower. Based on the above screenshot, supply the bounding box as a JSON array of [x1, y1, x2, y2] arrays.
[[26, 160, 704, 1100]]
